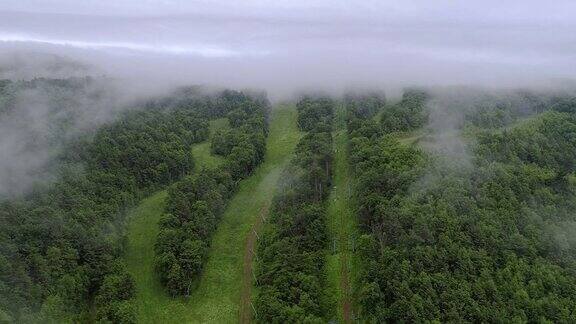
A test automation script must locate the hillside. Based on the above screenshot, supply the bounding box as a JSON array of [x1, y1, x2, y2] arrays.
[[2, 82, 576, 323], [125, 105, 300, 323]]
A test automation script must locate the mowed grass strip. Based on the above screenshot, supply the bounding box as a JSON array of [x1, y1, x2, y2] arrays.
[[191, 118, 227, 171], [325, 105, 359, 323], [125, 106, 300, 323], [124, 117, 226, 323], [184, 105, 301, 323]]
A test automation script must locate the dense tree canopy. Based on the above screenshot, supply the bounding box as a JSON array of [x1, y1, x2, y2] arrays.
[[0, 80, 263, 322], [3, 78, 576, 323], [155, 90, 270, 296], [255, 97, 334, 322], [380, 89, 428, 133], [344, 90, 386, 120], [349, 90, 576, 322], [296, 96, 334, 132]]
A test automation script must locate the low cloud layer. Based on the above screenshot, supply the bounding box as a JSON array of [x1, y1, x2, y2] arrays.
[[0, 75, 171, 197], [0, 1, 575, 98], [1, 1, 576, 195]]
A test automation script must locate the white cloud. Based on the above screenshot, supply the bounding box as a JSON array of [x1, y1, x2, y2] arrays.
[[0, 33, 269, 58], [0, 1, 574, 91]]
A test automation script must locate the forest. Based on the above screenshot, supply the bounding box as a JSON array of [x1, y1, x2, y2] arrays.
[[0, 79, 269, 323], [255, 96, 334, 322], [154, 91, 269, 296], [4, 1, 576, 323], [348, 89, 576, 322], [2, 77, 576, 323]]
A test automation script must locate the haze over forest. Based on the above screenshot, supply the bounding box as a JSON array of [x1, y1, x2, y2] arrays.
[[1, 0, 576, 97], [2, 1, 576, 324]]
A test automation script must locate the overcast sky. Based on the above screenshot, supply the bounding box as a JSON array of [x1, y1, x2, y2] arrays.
[[1, 0, 575, 96]]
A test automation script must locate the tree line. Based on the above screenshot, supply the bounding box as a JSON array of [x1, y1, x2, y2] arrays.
[[347, 90, 576, 322], [0, 80, 264, 323], [379, 89, 428, 133], [154, 91, 270, 296], [254, 96, 334, 322]]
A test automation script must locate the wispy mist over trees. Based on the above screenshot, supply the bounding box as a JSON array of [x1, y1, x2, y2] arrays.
[[0, 77, 125, 196], [0, 85, 266, 322], [348, 89, 576, 322], [1, 1, 576, 323]]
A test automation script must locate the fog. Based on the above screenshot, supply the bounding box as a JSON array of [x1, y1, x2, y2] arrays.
[[0, 76, 147, 196], [1, 1, 576, 195], [1, 1, 576, 99]]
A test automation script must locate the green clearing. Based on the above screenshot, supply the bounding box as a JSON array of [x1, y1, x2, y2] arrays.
[[191, 118, 228, 170], [124, 190, 171, 322], [124, 117, 226, 323], [325, 105, 360, 323], [124, 106, 301, 323]]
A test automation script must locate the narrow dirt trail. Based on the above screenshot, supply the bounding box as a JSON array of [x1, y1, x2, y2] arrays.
[[239, 205, 268, 324], [184, 105, 300, 323], [125, 105, 300, 323], [238, 106, 302, 323]]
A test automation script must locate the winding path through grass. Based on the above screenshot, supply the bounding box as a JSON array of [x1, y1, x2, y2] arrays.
[[124, 106, 300, 323]]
